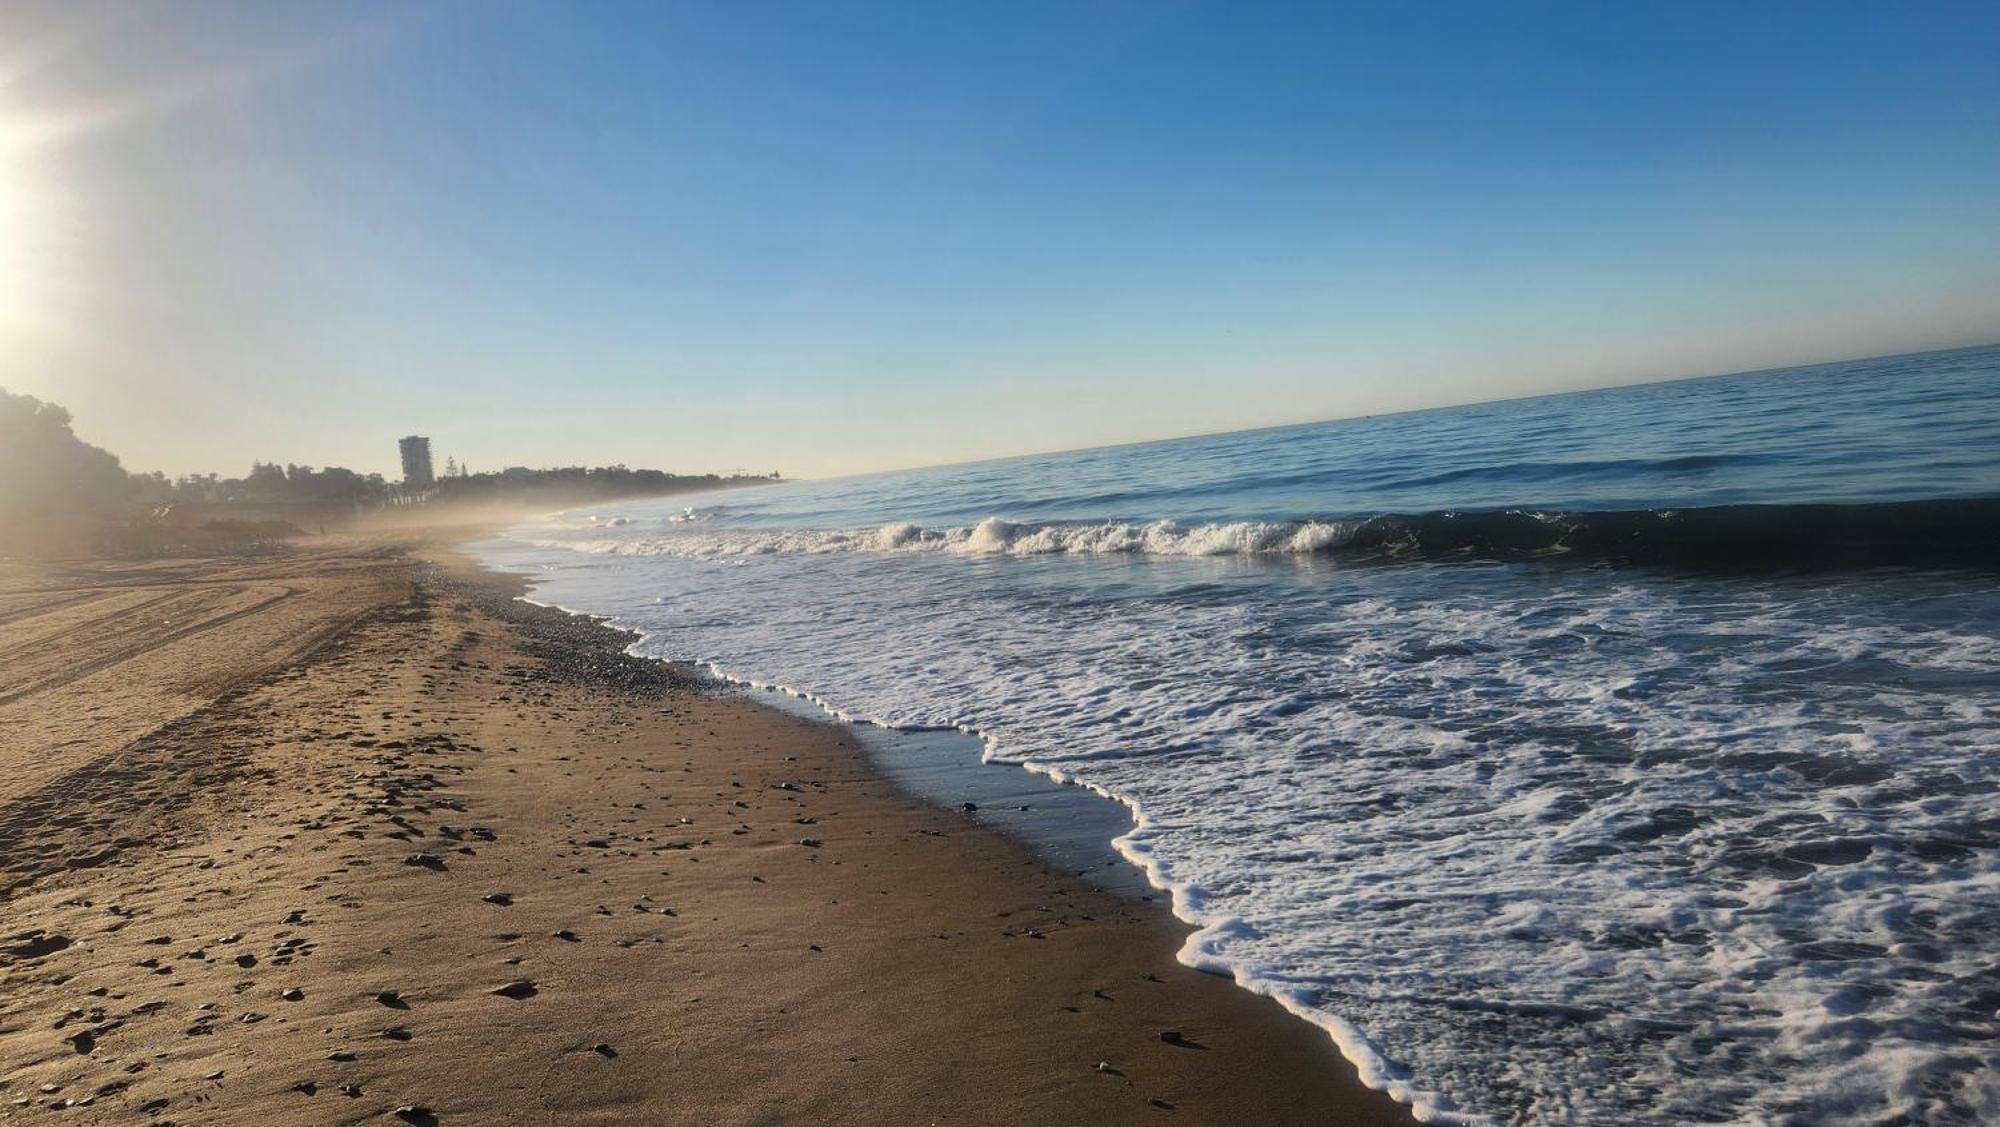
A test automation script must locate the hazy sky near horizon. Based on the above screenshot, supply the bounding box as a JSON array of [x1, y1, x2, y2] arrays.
[[1, 1, 1996, 481]]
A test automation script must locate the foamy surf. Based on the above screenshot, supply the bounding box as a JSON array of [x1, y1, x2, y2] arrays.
[[533, 514, 1361, 558], [484, 522, 2000, 1125], [535, 496, 2000, 568], [480, 345, 2000, 1124], [508, 579, 1482, 1124]]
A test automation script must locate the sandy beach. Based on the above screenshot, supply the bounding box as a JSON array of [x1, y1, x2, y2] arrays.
[[0, 533, 1413, 1125]]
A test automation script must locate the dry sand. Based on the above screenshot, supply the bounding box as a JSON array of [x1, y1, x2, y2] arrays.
[[0, 535, 1415, 1124]]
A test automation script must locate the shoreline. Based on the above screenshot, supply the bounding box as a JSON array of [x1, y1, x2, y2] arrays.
[[0, 532, 1419, 1124], [508, 585, 1150, 900], [493, 545, 1434, 1121], [500, 568, 1444, 1117]]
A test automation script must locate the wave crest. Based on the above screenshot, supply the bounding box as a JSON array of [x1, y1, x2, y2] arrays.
[[538, 498, 2000, 569], [538, 516, 1363, 560]]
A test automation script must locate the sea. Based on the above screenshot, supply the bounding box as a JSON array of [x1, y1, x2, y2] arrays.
[[475, 344, 2000, 1125]]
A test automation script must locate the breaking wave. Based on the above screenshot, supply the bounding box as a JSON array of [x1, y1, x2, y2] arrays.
[[544, 497, 2000, 570]]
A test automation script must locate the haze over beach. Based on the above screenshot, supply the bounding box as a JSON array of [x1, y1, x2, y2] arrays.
[[2, 3, 1998, 1126]]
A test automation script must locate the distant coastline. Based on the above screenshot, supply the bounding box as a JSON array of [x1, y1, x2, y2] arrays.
[[0, 386, 777, 558]]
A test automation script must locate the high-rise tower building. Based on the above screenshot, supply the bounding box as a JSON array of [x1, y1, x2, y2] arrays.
[[399, 435, 434, 490]]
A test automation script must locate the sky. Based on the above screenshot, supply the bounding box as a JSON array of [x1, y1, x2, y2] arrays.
[[0, 1, 1996, 481]]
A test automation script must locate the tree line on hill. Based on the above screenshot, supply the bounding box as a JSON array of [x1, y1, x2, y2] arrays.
[[1, 387, 776, 557]]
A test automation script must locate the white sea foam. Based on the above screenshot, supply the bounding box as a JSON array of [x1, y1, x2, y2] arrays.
[[485, 512, 2000, 1126], [530, 515, 1359, 559]]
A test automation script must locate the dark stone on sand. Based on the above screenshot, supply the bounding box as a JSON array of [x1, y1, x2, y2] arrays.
[[380, 1026, 414, 1041], [235, 954, 258, 968], [280, 987, 304, 1001], [552, 929, 579, 942], [1, 930, 74, 959], [376, 990, 408, 1008], [327, 1050, 357, 1061], [403, 852, 446, 870], [491, 979, 538, 999], [592, 1043, 617, 1057], [961, 802, 978, 812], [292, 1080, 317, 1095], [482, 892, 513, 906], [393, 1105, 438, 1125]]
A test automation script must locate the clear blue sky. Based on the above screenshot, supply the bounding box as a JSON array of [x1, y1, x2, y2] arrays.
[[2, 0, 1996, 479]]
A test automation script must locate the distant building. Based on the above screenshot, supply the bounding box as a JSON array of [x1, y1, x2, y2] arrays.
[[399, 435, 435, 490]]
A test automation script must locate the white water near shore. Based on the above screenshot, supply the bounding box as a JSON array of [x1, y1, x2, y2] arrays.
[[479, 346, 2000, 1124], [481, 528, 2000, 1125]]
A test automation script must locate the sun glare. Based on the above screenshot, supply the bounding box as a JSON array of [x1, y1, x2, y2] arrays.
[[0, 107, 64, 338], [0, 151, 29, 330]]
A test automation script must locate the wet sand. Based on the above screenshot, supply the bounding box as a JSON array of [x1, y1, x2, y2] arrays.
[[0, 534, 1415, 1124]]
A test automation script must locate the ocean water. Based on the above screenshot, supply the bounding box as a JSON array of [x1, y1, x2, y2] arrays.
[[478, 345, 2000, 1125]]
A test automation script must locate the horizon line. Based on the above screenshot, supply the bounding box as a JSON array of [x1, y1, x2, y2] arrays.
[[774, 337, 2000, 488]]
